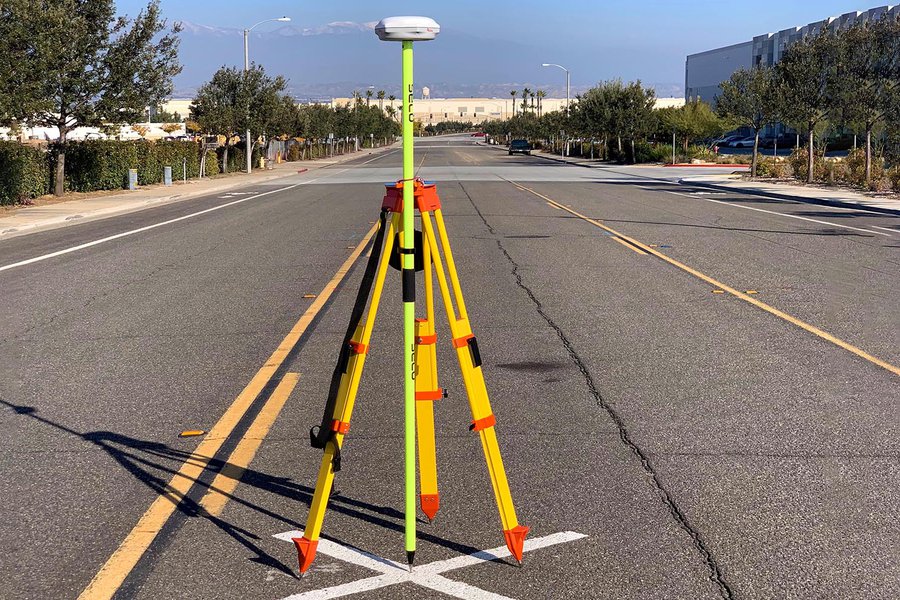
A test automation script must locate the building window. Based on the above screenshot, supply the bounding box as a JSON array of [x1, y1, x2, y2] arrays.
[[475, 106, 485, 113]]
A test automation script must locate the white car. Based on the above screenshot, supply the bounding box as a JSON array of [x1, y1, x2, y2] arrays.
[[730, 136, 757, 148]]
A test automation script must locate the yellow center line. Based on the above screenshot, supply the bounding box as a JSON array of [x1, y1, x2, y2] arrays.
[[610, 236, 649, 255], [507, 179, 900, 378], [78, 223, 379, 600], [199, 372, 301, 517]]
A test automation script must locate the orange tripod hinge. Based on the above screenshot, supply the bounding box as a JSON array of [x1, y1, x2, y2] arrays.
[[415, 389, 445, 401], [470, 414, 496, 431], [382, 179, 442, 213], [330, 419, 350, 434], [293, 536, 319, 574], [503, 525, 530, 563], [452, 334, 475, 349], [416, 333, 438, 345]]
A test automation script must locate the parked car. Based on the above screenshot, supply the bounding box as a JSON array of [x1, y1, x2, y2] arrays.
[[508, 139, 532, 155], [759, 134, 796, 149], [730, 136, 757, 148], [712, 135, 743, 147]]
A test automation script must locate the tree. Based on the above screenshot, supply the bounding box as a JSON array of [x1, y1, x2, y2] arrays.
[[834, 17, 900, 183], [775, 30, 840, 183], [191, 67, 241, 172], [660, 100, 729, 152], [536, 90, 546, 117], [521, 88, 531, 114], [717, 66, 778, 177], [365, 89, 373, 107], [377, 90, 386, 111], [510, 90, 517, 117], [190, 65, 288, 172], [620, 81, 656, 163], [0, 0, 181, 195]]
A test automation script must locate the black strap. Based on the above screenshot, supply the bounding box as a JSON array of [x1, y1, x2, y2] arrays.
[[309, 209, 389, 472]]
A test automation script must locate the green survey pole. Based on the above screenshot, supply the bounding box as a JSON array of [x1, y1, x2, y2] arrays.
[[401, 39, 417, 570]]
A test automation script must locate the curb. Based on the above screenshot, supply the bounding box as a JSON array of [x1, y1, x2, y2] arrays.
[[680, 179, 900, 217], [664, 163, 748, 168]]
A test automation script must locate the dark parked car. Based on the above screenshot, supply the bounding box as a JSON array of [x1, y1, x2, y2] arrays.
[[508, 139, 532, 155]]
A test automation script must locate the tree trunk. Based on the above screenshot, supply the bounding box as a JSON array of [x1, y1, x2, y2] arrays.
[[865, 126, 872, 185], [54, 127, 69, 197], [222, 144, 229, 174], [750, 130, 760, 179], [630, 138, 636, 164], [807, 124, 815, 184], [617, 136, 622, 153]]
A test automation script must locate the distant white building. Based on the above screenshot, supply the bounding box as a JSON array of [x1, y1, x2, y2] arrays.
[[686, 4, 900, 104]]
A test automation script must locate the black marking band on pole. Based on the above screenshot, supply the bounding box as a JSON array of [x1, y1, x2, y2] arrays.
[[402, 268, 415, 302], [398, 248, 416, 254]]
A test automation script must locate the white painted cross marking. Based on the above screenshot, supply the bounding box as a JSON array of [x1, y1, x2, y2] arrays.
[[272, 530, 587, 600]]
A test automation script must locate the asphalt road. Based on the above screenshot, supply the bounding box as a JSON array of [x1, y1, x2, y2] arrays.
[[1, 134, 897, 600]]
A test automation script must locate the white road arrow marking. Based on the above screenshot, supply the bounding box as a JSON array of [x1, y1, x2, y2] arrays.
[[272, 530, 587, 600]]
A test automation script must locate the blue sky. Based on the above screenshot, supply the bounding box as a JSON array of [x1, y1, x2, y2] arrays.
[[114, 1, 878, 92]]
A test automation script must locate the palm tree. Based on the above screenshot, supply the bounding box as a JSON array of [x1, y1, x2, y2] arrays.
[[510, 90, 517, 117], [536, 90, 546, 117], [377, 90, 385, 111], [521, 88, 531, 114], [365, 89, 373, 107]]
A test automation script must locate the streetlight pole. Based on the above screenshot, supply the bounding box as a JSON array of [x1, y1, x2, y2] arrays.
[[243, 16, 291, 174], [541, 63, 570, 116]]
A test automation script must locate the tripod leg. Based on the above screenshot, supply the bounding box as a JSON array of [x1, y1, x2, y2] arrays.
[[420, 209, 529, 563], [415, 237, 441, 521], [294, 213, 400, 575]]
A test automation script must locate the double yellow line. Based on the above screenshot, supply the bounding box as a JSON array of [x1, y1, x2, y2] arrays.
[[508, 180, 900, 378], [78, 223, 379, 600]]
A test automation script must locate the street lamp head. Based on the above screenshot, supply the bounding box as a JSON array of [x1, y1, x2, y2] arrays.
[[277, 17, 291, 22], [541, 63, 551, 67], [375, 16, 440, 42]]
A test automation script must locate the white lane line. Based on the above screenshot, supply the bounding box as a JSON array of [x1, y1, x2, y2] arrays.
[[870, 225, 898, 234], [664, 190, 891, 237], [273, 530, 586, 600], [0, 181, 316, 273]]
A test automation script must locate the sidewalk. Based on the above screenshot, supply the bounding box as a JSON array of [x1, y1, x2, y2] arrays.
[[0, 144, 398, 240], [680, 174, 900, 216], [517, 146, 899, 216]]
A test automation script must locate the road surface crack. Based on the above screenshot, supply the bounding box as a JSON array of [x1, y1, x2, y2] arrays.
[[457, 182, 735, 600]]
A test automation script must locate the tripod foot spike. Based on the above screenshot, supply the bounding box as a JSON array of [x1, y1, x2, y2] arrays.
[[503, 525, 529, 564], [293, 536, 318, 575], [419, 493, 440, 522], [406, 550, 415, 572]]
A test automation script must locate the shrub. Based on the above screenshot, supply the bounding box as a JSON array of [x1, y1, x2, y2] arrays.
[[57, 140, 207, 192], [887, 166, 900, 192], [632, 141, 670, 164], [0, 142, 51, 204], [787, 148, 825, 182], [844, 148, 885, 187]]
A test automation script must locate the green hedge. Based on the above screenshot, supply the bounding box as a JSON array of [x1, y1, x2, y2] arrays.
[[0, 142, 51, 205], [63, 140, 213, 192]]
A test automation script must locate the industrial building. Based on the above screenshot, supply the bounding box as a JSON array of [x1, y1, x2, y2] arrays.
[[685, 4, 900, 104]]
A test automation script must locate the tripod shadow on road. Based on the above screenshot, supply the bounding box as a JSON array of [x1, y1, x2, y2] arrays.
[[0, 397, 485, 579]]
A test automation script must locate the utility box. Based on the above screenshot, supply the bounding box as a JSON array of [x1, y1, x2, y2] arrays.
[[164, 166, 172, 186], [128, 169, 138, 190]]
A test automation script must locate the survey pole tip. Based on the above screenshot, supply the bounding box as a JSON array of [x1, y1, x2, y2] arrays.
[[407, 550, 416, 572]]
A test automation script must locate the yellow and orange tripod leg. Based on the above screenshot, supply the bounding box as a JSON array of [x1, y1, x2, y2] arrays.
[[415, 237, 442, 521], [420, 204, 529, 563], [293, 213, 400, 575]]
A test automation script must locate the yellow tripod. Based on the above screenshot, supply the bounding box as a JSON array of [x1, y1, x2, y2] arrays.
[[293, 179, 528, 575]]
